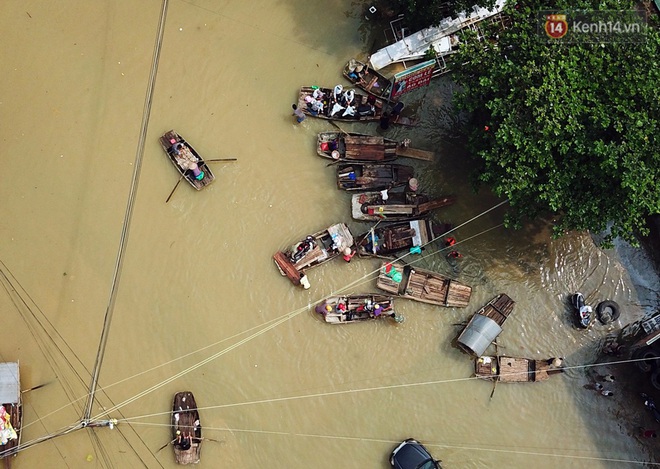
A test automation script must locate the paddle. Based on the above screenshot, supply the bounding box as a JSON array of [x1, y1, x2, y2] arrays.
[[21, 382, 51, 394], [165, 175, 185, 203], [329, 120, 350, 135], [204, 158, 237, 163], [489, 341, 501, 401], [156, 439, 176, 453]]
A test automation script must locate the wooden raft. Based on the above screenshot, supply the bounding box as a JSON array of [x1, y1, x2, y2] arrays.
[[395, 145, 435, 161]]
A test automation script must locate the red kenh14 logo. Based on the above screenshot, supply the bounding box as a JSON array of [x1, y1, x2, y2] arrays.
[[545, 14, 568, 39]]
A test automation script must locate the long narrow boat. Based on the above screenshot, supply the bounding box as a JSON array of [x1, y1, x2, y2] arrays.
[[317, 131, 398, 162], [336, 163, 414, 191], [159, 130, 215, 190], [457, 293, 515, 357], [298, 86, 384, 123], [273, 223, 354, 289], [475, 356, 564, 383], [172, 391, 202, 465], [0, 362, 21, 467], [315, 294, 397, 324], [356, 219, 451, 258], [376, 261, 472, 307], [351, 190, 455, 222], [343, 58, 393, 101], [317, 131, 434, 162]]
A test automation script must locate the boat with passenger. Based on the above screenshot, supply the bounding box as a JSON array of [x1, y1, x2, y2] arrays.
[[315, 294, 398, 324], [159, 130, 215, 190], [171, 391, 202, 465], [475, 356, 564, 382], [351, 189, 455, 222], [355, 219, 451, 258], [273, 223, 355, 289], [343, 58, 393, 101], [0, 362, 21, 467], [298, 86, 384, 123], [336, 163, 414, 191]]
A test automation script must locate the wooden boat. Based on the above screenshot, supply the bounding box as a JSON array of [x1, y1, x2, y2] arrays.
[[351, 190, 455, 222], [273, 223, 355, 288], [317, 131, 434, 162], [376, 261, 472, 307], [315, 294, 397, 324], [456, 294, 515, 357], [475, 356, 564, 383], [343, 58, 393, 101], [298, 86, 384, 123], [336, 163, 414, 191], [159, 130, 215, 190], [317, 131, 398, 162], [171, 391, 202, 465], [0, 362, 21, 466], [356, 219, 451, 258]]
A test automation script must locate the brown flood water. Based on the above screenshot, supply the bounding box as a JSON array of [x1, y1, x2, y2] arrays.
[[1, 1, 658, 468]]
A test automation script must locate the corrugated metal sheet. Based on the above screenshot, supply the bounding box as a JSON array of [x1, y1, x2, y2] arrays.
[[457, 314, 502, 356], [0, 362, 20, 404]]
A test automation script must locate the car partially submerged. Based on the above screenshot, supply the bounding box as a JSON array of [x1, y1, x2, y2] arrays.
[[390, 438, 441, 469]]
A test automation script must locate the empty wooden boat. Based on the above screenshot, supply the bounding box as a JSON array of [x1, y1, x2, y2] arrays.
[[351, 190, 455, 222], [376, 261, 472, 307], [356, 219, 451, 258], [0, 362, 21, 467], [456, 294, 515, 357], [273, 223, 355, 289], [171, 391, 202, 465], [336, 163, 414, 191], [475, 356, 564, 383], [315, 294, 398, 324], [160, 130, 215, 190]]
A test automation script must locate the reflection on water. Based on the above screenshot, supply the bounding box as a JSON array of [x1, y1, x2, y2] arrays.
[[1, 1, 659, 468]]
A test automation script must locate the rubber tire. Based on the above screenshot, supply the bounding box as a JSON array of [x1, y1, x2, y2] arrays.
[[652, 370, 660, 392], [634, 349, 660, 373], [596, 300, 620, 325]]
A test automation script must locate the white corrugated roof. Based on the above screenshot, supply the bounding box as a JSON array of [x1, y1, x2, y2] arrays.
[[369, 0, 506, 70], [0, 362, 20, 404]]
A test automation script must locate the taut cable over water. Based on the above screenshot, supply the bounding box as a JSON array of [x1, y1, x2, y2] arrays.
[[82, 0, 170, 424]]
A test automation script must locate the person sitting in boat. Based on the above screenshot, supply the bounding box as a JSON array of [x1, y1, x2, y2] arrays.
[[342, 105, 356, 117], [342, 89, 355, 107], [330, 102, 345, 117], [176, 431, 192, 450], [332, 84, 343, 104], [312, 88, 326, 101], [305, 96, 324, 116], [357, 102, 375, 117], [373, 303, 383, 316]]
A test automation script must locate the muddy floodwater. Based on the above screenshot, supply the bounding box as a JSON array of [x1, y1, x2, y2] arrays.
[[1, 1, 659, 468]]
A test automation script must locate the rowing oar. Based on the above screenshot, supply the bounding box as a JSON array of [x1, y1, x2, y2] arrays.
[[156, 439, 176, 453], [204, 158, 237, 163], [165, 175, 185, 203], [21, 382, 51, 394], [329, 119, 349, 135], [489, 340, 501, 401]]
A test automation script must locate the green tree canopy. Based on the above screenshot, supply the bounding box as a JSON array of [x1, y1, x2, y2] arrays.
[[388, 0, 497, 30], [452, 0, 660, 244]]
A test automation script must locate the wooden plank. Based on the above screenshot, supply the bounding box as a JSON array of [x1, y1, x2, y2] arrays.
[[395, 146, 435, 161]]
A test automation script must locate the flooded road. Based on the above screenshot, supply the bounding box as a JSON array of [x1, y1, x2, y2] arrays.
[[1, 1, 659, 467]]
